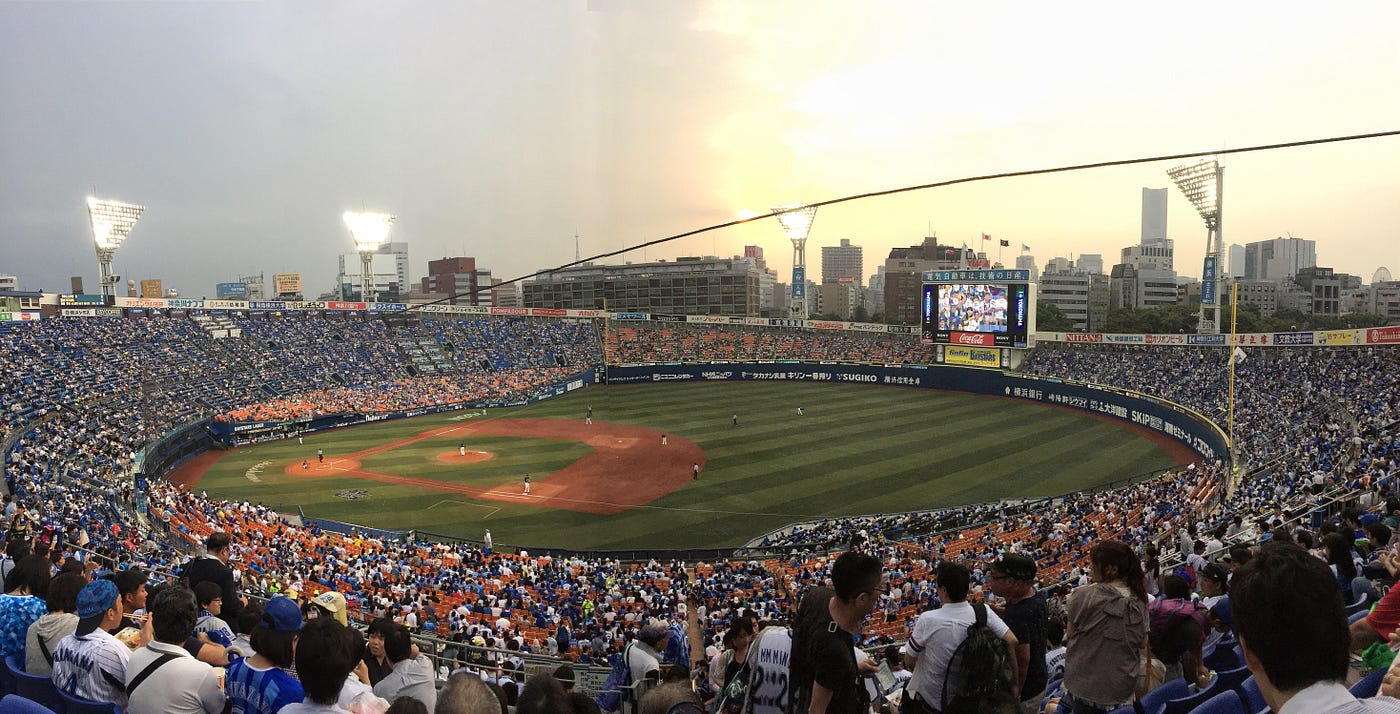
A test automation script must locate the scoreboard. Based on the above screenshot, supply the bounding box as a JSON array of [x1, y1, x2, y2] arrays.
[[921, 270, 1035, 349]]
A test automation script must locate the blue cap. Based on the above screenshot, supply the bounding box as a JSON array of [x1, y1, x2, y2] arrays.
[[261, 596, 303, 632], [77, 579, 120, 620]]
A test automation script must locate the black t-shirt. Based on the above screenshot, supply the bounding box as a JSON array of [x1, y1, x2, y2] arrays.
[[790, 587, 865, 714], [1002, 592, 1049, 700]]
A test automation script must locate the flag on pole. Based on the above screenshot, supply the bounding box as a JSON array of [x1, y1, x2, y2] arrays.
[[1021, 244, 1031, 251], [999, 239, 1009, 247], [1233, 347, 1247, 364], [982, 233, 991, 242]]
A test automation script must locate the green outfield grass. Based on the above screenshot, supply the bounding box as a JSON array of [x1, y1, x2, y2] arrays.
[[196, 382, 1180, 550]]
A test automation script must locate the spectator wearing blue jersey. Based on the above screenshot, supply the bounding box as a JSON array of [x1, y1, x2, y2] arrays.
[[192, 580, 235, 648], [224, 596, 304, 714], [0, 554, 50, 659]]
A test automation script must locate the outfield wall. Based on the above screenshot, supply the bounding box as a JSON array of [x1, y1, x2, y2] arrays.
[[605, 362, 1228, 462]]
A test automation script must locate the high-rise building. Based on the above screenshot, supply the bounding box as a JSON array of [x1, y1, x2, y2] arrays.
[[523, 256, 763, 316], [1077, 254, 1104, 275], [818, 278, 859, 320], [418, 257, 499, 306], [881, 237, 969, 324], [380, 242, 411, 293], [1293, 266, 1341, 315], [738, 247, 780, 317], [1243, 237, 1317, 282], [1014, 255, 1039, 282], [1039, 269, 1091, 330], [821, 238, 864, 286], [1227, 244, 1245, 279], [1141, 188, 1168, 244]]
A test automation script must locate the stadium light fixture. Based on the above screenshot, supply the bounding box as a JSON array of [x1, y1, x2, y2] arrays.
[[343, 211, 396, 303], [1167, 158, 1224, 334], [87, 197, 145, 298], [770, 204, 818, 319]]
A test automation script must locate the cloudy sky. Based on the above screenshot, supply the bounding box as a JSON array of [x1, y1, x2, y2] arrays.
[[2, 1, 1397, 298]]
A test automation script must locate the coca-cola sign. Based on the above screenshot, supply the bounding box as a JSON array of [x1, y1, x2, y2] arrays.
[[953, 332, 994, 346]]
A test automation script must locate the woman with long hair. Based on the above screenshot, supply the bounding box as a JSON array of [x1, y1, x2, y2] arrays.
[[1060, 540, 1150, 714]]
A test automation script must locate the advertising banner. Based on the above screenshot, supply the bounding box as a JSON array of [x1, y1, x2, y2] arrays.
[[140, 279, 163, 298], [490, 307, 528, 316], [59, 294, 106, 306], [250, 301, 286, 310], [791, 267, 805, 298], [530, 308, 567, 317], [922, 269, 1031, 283], [327, 301, 366, 311], [943, 346, 1000, 367], [1272, 332, 1314, 346], [1369, 326, 1400, 344], [1201, 256, 1218, 305], [1187, 334, 1227, 345], [1321, 331, 1361, 346]]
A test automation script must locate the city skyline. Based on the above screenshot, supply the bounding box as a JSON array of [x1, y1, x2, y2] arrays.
[[2, 2, 1397, 297]]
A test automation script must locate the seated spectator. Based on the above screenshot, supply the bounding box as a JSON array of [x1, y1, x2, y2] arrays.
[[281, 616, 360, 714], [224, 595, 304, 714], [435, 672, 501, 714], [125, 586, 226, 714], [25, 571, 84, 675], [372, 623, 436, 711], [1235, 542, 1400, 713], [192, 580, 235, 648], [363, 616, 396, 685], [50, 579, 129, 707], [0, 553, 51, 658]]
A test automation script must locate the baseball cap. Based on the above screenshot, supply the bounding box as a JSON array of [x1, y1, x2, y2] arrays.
[[311, 591, 348, 625], [1210, 599, 1233, 629], [262, 596, 304, 632], [75, 579, 120, 636]]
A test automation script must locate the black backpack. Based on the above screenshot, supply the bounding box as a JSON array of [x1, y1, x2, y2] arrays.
[[940, 602, 1014, 714]]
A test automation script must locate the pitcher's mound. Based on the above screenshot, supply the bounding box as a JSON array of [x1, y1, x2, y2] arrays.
[[437, 451, 496, 464]]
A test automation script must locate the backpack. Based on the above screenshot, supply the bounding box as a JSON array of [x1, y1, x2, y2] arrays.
[[596, 642, 634, 713], [940, 602, 1013, 714]]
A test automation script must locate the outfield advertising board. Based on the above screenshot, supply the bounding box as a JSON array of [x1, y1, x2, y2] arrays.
[[606, 362, 1226, 461], [943, 345, 1000, 367]]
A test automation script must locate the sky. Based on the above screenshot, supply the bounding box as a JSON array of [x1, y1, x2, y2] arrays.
[[2, 1, 1398, 298]]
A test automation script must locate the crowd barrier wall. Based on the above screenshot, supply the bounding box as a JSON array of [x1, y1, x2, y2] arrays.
[[605, 362, 1228, 462]]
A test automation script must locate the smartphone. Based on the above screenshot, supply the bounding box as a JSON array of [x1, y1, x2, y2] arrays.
[[874, 661, 896, 693]]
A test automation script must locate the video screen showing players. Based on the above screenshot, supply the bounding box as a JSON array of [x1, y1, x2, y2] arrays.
[[937, 284, 1008, 333]]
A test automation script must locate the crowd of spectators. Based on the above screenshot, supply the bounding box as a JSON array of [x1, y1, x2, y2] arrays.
[[3, 314, 1400, 712]]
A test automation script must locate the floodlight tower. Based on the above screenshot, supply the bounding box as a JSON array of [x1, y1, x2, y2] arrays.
[[87, 197, 145, 299], [770, 204, 818, 319], [343, 211, 396, 303], [1167, 158, 1224, 333]]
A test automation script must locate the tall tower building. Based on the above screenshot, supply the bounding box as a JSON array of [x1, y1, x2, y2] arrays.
[[1141, 188, 1168, 244], [821, 238, 864, 286], [1243, 237, 1317, 281]]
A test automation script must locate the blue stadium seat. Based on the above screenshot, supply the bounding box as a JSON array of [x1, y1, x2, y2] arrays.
[[1192, 690, 1247, 714], [1137, 678, 1191, 714], [1239, 676, 1268, 714], [57, 686, 121, 714], [1349, 609, 1371, 625], [1351, 668, 1387, 699], [3, 657, 61, 714], [0, 694, 57, 714]]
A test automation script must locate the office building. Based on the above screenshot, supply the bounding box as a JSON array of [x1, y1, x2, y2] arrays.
[[1243, 237, 1316, 282], [821, 238, 864, 286]]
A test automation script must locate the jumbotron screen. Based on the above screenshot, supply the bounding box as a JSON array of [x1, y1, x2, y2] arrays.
[[921, 282, 1031, 348]]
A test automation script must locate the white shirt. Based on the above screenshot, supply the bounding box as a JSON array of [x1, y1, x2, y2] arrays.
[[124, 640, 225, 714], [1278, 680, 1400, 714], [51, 628, 131, 707], [907, 601, 1011, 708]]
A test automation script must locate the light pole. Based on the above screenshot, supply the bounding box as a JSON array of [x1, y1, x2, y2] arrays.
[[343, 211, 396, 303], [770, 204, 817, 319], [1167, 158, 1224, 333], [87, 197, 144, 299]]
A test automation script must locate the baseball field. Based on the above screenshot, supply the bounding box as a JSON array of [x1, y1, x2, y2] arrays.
[[183, 382, 1191, 551]]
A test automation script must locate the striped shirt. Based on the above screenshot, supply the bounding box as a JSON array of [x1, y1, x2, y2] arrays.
[[225, 658, 304, 714], [51, 628, 131, 707]]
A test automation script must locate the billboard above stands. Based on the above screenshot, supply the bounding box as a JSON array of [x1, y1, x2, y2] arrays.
[[59, 294, 107, 306], [922, 269, 1031, 283], [273, 273, 302, 295], [613, 312, 648, 320], [922, 282, 1031, 348], [943, 345, 1001, 367], [216, 282, 249, 298], [1367, 326, 1400, 344], [1201, 256, 1218, 305]]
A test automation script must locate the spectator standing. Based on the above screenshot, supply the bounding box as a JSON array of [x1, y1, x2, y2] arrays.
[[627, 623, 671, 685], [181, 532, 244, 634], [110, 567, 150, 632], [363, 617, 396, 685], [1060, 540, 1148, 714], [790, 551, 883, 714], [50, 579, 129, 707], [904, 560, 1017, 712], [125, 587, 226, 714], [989, 553, 1048, 712]]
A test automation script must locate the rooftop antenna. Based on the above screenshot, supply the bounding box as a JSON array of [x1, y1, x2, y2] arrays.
[[575, 232, 580, 263]]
